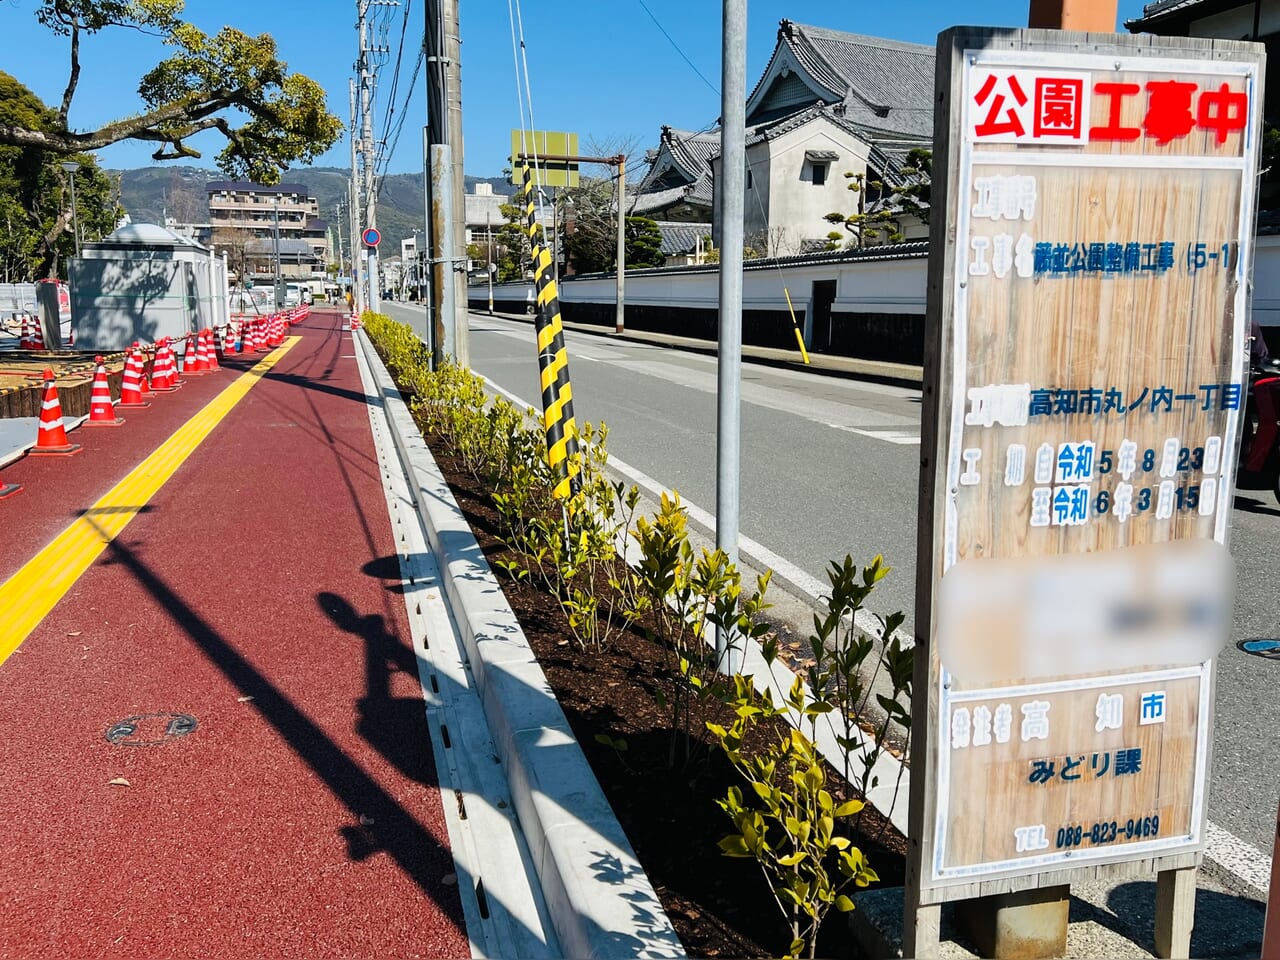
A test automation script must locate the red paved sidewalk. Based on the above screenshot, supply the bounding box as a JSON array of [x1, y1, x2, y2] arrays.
[[0, 310, 468, 958]]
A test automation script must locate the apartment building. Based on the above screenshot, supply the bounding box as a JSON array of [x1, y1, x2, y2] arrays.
[[205, 181, 329, 269]]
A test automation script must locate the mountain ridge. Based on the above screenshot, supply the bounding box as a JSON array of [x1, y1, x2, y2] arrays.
[[109, 165, 511, 257]]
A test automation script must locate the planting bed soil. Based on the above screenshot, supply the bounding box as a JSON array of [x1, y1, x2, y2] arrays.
[[374, 341, 908, 957]]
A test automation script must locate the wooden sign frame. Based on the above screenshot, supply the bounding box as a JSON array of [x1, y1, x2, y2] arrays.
[[909, 26, 1265, 955]]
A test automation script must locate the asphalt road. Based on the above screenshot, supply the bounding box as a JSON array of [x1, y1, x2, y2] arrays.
[[385, 303, 1279, 868]]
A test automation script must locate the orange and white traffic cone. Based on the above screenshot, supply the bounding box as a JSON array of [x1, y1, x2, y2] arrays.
[[30, 369, 82, 456], [255, 318, 270, 353], [203, 329, 220, 371], [84, 356, 124, 427], [183, 333, 206, 375], [156, 339, 181, 391], [118, 349, 150, 408], [135, 345, 155, 398], [18, 315, 31, 349], [30, 318, 44, 351]]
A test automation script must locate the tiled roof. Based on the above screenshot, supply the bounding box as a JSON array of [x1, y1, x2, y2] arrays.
[[746, 21, 935, 139], [1126, 0, 1206, 29], [651, 221, 711, 255], [633, 126, 720, 215], [631, 184, 693, 215]]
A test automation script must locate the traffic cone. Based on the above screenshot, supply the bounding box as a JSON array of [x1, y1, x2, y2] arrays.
[[84, 356, 124, 427], [135, 345, 155, 397], [0, 476, 19, 499], [183, 333, 206, 375], [255, 318, 270, 353], [30, 369, 81, 456], [19, 315, 31, 349], [203, 329, 220, 371], [118, 349, 150, 408], [30, 318, 44, 351], [155, 339, 182, 391]]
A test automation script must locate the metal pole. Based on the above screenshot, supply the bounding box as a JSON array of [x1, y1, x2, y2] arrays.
[[272, 195, 283, 309], [715, 0, 746, 675], [487, 206, 494, 315], [615, 158, 626, 334], [68, 176, 80, 259]]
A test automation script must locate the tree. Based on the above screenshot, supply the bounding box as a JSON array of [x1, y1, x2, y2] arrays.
[[494, 200, 531, 283], [210, 224, 254, 286], [0, 0, 342, 184], [0, 71, 121, 279], [823, 148, 932, 249], [625, 217, 664, 268]]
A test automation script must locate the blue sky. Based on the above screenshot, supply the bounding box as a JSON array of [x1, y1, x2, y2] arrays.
[[5, 0, 1150, 178]]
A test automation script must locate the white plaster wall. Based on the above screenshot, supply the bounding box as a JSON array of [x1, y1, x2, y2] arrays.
[[762, 123, 870, 255], [477, 236, 1280, 329]]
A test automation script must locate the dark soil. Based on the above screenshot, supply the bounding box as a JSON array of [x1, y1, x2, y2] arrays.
[[385, 360, 907, 958]]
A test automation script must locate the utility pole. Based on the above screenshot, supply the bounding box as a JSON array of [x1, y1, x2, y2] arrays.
[[358, 0, 381, 315], [486, 206, 494, 315], [335, 201, 347, 298], [348, 77, 363, 316], [715, 0, 746, 676], [425, 0, 467, 367]]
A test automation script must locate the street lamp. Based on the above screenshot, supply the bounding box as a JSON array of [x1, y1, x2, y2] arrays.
[[60, 161, 81, 258]]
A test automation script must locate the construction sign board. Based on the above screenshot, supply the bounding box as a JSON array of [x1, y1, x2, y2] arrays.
[[911, 27, 1264, 904], [509, 130, 579, 188]]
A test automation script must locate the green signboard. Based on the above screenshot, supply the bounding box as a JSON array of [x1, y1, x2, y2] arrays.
[[509, 130, 579, 187]]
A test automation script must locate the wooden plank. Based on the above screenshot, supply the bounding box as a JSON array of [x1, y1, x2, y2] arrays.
[[905, 23, 969, 954], [1154, 866, 1196, 958]]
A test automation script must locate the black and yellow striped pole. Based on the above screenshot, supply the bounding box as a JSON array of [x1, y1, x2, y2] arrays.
[[522, 163, 580, 499]]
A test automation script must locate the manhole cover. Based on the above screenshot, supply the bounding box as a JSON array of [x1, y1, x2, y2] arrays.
[[1237, 639, 1280, 661], [105, 712, 198, 746]]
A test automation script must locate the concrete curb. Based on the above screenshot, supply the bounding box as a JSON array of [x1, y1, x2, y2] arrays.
[[356, 329, 685, 960]]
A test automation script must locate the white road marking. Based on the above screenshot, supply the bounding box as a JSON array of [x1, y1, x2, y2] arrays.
[[827, 422, 922, 445], [480, 370, 1273, 898]]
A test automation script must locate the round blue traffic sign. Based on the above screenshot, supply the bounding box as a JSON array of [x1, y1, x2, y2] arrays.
[[362, 227, 381, 248]]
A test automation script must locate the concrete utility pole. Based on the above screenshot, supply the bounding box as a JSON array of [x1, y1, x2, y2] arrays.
[[335, 201, 347, 297], [358, 0, 381, 316], [348, 77, 364, 316], [425, 0, 467, 368], [716, 0, 746, 675]]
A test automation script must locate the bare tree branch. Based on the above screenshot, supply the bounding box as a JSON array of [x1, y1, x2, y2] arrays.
[[59, 18, 80, 124]]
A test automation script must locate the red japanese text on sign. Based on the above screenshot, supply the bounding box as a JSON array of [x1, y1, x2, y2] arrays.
[[968, 69, 1250, 149]]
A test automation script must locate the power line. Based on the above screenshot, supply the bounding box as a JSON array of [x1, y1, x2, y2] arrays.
[[376, 36, 426, 192], [635, 0, 719, 96], [378, 0, 413, 147]]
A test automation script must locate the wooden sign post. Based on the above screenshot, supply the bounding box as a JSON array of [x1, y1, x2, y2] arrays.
[[909, 27, 1265, 959]]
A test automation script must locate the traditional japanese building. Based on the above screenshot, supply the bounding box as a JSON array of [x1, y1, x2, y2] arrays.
[[630, 20, 934, 257]]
